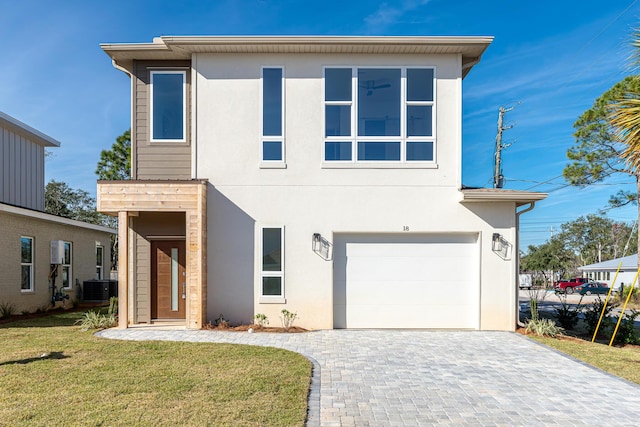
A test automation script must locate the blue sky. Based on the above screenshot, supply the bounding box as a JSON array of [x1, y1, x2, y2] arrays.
[[1, 0, 639, 250]]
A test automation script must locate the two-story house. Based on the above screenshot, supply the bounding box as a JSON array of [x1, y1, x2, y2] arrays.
[[0, 111, 115, 313], [98, 36, 546, 331]]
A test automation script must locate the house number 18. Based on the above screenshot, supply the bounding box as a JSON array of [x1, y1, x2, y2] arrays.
[[403, 226, 410, 231]]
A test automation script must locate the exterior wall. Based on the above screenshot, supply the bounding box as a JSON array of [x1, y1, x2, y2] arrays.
[[0, 126, 45, 210], [0, 210, 112, 313], [132, 60, 192, 179], [192, 52, 518, 330]]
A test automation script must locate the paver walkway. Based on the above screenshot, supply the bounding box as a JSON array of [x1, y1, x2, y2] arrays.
[[98, 329, 640, 426]]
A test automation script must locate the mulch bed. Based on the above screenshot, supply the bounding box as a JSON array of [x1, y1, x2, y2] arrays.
[[0, 303, 106, 325], [203, 323, 308, 333]]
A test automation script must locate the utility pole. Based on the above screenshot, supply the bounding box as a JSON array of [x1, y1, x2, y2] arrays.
[[494, 106, 514, 188]]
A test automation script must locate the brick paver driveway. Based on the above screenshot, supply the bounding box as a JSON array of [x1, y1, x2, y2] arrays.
[[98, 329, 640, 426]]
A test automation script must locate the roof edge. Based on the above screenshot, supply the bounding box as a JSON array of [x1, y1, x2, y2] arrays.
[[0, 111, 61, 147], [460, 188, 548, 206], [0, 203, 116, 234]]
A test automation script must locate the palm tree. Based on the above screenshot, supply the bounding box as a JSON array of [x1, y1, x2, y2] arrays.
[[609, 29, 640, 268]]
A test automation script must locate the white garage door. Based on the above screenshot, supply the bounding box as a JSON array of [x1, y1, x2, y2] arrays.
[[333, 234, 479, 329]]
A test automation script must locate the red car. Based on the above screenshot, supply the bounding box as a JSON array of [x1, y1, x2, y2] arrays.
[[554, 277, 590, 294]]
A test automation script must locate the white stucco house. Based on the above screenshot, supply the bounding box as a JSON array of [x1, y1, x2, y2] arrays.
[[579, 254, 639, 288], [97, 36, 546, 331]]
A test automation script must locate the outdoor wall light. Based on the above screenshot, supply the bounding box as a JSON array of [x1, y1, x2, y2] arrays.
[[491, 232, 511, 260], [312, 233, 322, 252]]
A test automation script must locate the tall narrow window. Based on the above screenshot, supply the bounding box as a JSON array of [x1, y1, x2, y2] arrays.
[[261, 67, 284, 162], [261, 227, 284, 297], [62, 241, 72, 290], [21, 236, 34, 292], [150, 71, 186, 142], [324, 68, 353, 161], [96, 245, 104, 280]]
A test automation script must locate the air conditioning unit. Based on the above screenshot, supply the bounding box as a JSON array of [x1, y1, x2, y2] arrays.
[[50, 240, 65, 264]]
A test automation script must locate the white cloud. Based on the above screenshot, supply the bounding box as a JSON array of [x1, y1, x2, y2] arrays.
[[362, 0, 431, 33]]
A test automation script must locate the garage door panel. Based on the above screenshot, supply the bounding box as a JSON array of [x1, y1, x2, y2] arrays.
[[333, 234, 479, 329]]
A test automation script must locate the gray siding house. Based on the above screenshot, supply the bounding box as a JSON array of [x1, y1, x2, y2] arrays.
[[0, 111, 115, 313]]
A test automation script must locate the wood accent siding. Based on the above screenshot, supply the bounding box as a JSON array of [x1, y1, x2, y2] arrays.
[[97, 181, 205, 213], [132, 60, 192, 180], [1, 126, 45, 210], [135, 233, 150, 323]]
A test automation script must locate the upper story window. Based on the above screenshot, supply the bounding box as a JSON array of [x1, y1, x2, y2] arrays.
[[261, 67, 285, 164], [324, 67, 435, 164], [21, 236, 34, 292], [150, 71, 186, 142]]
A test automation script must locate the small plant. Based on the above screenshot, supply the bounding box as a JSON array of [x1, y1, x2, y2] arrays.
[[254, 313, 269, 327], [214, 313, 230, 328], [525, 318, 564, 337], [618, 285, 639, 303], [21, 310, 31, 316], [525, 286, 549, 322], [76, 297, 118, 331], [554, 292, 583, 330], [613, 310, 640, 345], [280, 309, 298, 331], [0, 301, 16, 319], [583, 296, 618, 338]]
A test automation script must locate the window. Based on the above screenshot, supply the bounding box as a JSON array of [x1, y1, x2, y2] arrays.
[[21, 237, 33, 292], [62, 241, 72, 290], [150, 71, 186, 142], [96, 245, 104, 280], [324, 67, 435, 163], [261, 227, 284, 298], [261, 67, 284, 163]]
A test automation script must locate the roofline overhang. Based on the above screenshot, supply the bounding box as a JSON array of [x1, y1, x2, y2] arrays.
[[101, 35, 494, 76], [460, 188, 548, 207], [0, 202, 116, 234], [0, 111, 61, 147]]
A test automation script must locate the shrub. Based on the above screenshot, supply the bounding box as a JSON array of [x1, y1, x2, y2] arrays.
[[76, 297, 118, 331], [583, 296, 618, 338], [525, 318, 564, 337], [280, 309, 298, 331], [618, 285, 639, 303], [613, 310, 640, 345], [554, 293, 583, 330], [254, 313, 269, 327], [0, 301, 16, 319], [214, 313, 230, 328]]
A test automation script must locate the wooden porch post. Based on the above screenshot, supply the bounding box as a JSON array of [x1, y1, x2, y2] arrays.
[[117, 211, 129, 328]]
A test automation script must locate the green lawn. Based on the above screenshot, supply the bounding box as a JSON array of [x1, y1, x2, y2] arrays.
[[531, 335, 640, 384], [0, 311, 311, 426]]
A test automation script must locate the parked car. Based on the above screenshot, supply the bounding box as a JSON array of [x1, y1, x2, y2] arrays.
[[554, 277, 590, 294], [575, 282, 610, 296]]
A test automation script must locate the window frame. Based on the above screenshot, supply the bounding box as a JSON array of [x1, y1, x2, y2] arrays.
[[96, 245, 104, 280], [61, 241, 72, 290], [259, 226, 285, 303], [322, 66, 437, 166], [149, 70, 187, 143], [260, 66, 286, 167], [21, 236, 34, 293]]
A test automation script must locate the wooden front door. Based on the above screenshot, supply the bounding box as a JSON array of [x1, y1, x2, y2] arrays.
[[151, 240, 186, 319]]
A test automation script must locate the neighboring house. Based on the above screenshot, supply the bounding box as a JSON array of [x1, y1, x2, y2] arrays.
[[0, 111, 115, 313], [579, 254, 639, 288], [98, 36, 546, 331]]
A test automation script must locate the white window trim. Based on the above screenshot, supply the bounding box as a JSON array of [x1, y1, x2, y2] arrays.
[[259, 225, 285, 304], [322, 66, 437, 167], [21, 236, 34, 293], [260, 66, 286, 167], [96, 245, 104, 280], [62, 241, 72, 290], [150, 70, 187, 143]]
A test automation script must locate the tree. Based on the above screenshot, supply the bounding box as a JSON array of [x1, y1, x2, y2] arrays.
[[520, 238, 575, 285], [564, 33, 640, 266], [45, 180, 103, 225], [96, 129, 131, 180]]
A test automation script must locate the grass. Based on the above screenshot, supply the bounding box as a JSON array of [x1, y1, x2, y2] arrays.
[[531, 335, 640, 385], [0, 310, 312, 426]]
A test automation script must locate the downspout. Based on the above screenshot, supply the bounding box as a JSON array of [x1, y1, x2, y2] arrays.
[[110, 58, 135, 324], [515, 201, 536, 328]]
